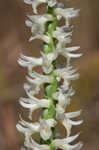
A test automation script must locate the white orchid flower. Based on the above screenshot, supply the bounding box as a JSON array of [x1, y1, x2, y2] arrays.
[[25, 137, 50, 150], [26, 14, 53, 32], [26, 14, 53, 42], [54, 8, 80, 27], [56, 45, 82, 60], [41, 51, 58, 74], [25, 74, 52, 95], [53, 87, 75, 101], [53, 87, 75, 114], [54, 66, 79, 90], [54, 67, 79, 81], [16, 118, 40, 142], [53, 27, 82, 61], [25, 71, 53, 94], [19, 97, 51, 120], [62, 69, 79, 90], [24, 0, 46, 14], [27, 71, 53, 85], [53, 133, 83, 150], [18, 53, 42, 72], [64, 46, 82, 58], [40, 118, 57, 140], [17, 117, 57, 142], [24, 82, 40, 97], [53, 92, 69, 114], [60, 110, 83, 137], [53, 27, 72, 49], [24, 0, 57, 14]]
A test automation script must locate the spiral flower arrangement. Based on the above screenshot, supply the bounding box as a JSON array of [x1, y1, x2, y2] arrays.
[[16, 0, 83, 150]]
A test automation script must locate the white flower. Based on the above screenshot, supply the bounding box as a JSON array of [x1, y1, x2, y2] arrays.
[[19, 97, 51, 120], [53, 92, 70, 114], [24, 83, 37, 99], [24, 0, 57, 14], [53, 87, 75, 102], [29, 34, 50, 43], [57, 45, 82, 59], [53, 87, 75, 115], [25, 72, 52, 95], [53, 133, 83, 150], [40, 118, 57, 140], [41, 51, 58, 74], [54, 67, 79, 80], [26, 14, 53, 42], [25, 138, 50, 150], [53, 27, 82, 65], [63, 46, 81, 57], [24, 82, 40, 97], [54, 8, 80, 27], [24, 0, 46, 14], [61, 110, 83, 137], [28, 71, 53, 85], [53, 27, 72, 49], [16, 118, 40, 142], [17, 117, 57, 141], [47, 0, 57, 7], [18, 53, 42, 72], [54, 66, 79, 90]]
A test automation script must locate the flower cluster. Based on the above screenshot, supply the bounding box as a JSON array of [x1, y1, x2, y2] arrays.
[[16, 0, 83, 150]]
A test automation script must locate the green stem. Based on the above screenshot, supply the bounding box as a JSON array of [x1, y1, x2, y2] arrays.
[[44, 7, 57, 54], [40, 6, 58, 149]]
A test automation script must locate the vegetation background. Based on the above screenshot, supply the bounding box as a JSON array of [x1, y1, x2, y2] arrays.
[[0, 0, 99, 149]]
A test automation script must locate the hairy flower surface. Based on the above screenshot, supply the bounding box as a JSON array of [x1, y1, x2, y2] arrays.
[[17, 0, 83, 150]]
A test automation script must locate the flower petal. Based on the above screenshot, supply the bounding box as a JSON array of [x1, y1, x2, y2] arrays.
[[65, 110, 82, 119]]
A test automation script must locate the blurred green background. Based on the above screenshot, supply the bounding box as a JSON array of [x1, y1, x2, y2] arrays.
[[0, 0, 99, 149]]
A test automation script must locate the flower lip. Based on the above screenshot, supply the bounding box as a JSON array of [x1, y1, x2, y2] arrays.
[[39, 118, 57, 140]]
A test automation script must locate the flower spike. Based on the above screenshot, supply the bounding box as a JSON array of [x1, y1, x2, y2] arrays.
[[17, 0, 83, 150]]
